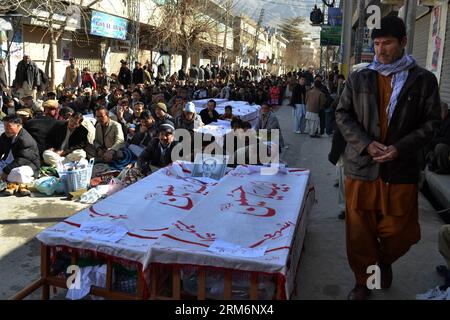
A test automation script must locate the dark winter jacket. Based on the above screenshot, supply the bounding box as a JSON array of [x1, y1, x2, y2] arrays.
[[336, 66, 441, 184], [47, 121, 89, 154], [137, 138, 180, 175], [118, 66, 132, 87], [15, 60, 40, 88], [0, 128, 40, 178], [24, 116, 64, 156]]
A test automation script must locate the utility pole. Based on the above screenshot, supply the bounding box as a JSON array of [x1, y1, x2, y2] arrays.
[[354, 0, 365, 64], [404, 0, 417, 54], [253, 9, 265, 67], [340, 0, 353, 78]]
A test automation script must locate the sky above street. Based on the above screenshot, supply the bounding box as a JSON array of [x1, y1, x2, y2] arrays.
[[231, 0, 335, 37]]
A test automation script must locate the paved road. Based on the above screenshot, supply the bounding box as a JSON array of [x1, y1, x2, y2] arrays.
[[0, 105, 446, 300]]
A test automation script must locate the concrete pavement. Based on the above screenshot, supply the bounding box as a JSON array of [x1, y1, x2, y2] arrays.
[[0, 105, 446, 300]]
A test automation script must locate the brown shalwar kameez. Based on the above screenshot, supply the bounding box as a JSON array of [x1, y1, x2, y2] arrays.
[[345, 74, 421, 286]]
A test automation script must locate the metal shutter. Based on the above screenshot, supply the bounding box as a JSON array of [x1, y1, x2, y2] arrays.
[[413, 13, 431, 68], [441, 8, 450, 105]]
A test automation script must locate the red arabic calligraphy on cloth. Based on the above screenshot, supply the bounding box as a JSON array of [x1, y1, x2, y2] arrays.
[[144, 183, 209, 211], [249, 221, 294, 248], [225, 182, 290, 217]]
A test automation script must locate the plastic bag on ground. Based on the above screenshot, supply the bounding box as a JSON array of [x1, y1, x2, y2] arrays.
[[34, 176, 58, 196], [80, 188, 102, 204]]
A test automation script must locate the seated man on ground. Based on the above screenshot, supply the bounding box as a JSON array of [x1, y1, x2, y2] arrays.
[[219, 105, 234, 121], [175, 102, 204, 133], [16, 108, 34, 124], [110, 98, 134, 132], [2, 97, 21, 116], [153, 102, 175, 128], [0, 115, 40, 196], [23, 100, 65, 157], [137, 122, 180, 175], [131, 101, 145, 125], [417, 224, 450, 299], [93, 106, 125, 164], [427, 102, 450, 174], [128, 110, 158, 157], [42, 112, 89, 166], [169, 96, 185, 119], [20, 95, 42, 114], [199, 99, 219, 125], [438, 225, 450, 291], [255, 102, 285, 150]]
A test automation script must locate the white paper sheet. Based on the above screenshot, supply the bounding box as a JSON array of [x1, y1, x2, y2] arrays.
[[208, 240, 267, 258], [70, 222, 128, 243]]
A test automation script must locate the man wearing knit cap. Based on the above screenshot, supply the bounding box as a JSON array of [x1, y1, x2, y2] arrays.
[[137, 121, 179, 175], [154, 102, 174, 128]]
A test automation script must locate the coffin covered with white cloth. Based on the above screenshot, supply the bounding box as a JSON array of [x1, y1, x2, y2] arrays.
[[36, 161, 315, 299]]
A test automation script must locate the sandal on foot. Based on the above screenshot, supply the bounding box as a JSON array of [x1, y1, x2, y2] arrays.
[[4, 183, 19, 196], [18, 184, 31, 196]]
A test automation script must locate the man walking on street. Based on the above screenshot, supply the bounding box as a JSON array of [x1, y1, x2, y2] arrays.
[[336, 16, 441, 300], [305, 80, 327, 138], [290, 74, 307, 134]]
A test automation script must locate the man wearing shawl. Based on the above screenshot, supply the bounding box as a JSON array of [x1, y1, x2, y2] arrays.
[[336, 16, 441, 300]]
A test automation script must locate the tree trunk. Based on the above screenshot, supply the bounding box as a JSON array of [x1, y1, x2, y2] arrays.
[[49, 33, 57, 91], [45, 45, 51, 79], [182, 45, 190, 73]]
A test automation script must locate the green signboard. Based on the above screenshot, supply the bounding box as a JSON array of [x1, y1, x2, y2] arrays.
[[320, 25, 342, 46]]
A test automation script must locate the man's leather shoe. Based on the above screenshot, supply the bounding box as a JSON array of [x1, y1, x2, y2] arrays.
[[347, 285, 371, 300], [379, 262, 393, 289]]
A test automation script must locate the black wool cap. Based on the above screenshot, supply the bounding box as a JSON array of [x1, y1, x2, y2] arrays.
[[371, 15, 407, 42]]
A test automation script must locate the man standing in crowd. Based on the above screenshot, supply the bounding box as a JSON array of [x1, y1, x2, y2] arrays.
[[336, 16, 441, 300], [15, 54, 40, 100], [133, 61, 144, 85], [118, 60, 132, 88], [63, 58, 81, 90], [305, 80, 327, 138], [178, 67, 187, 86], [189, 64, 199, 85], [290, 74, 307, 134]]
